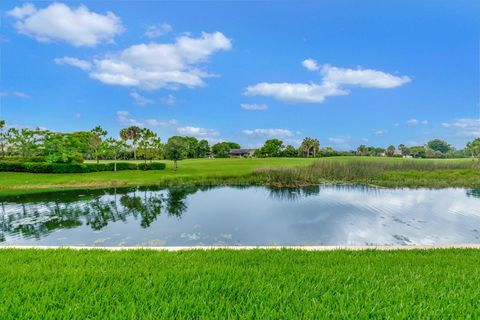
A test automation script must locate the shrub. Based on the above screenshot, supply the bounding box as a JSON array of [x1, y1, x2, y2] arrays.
[[0, 161, 166, 173], [0, 162, 26, 172], [114, 162, 140, 171], [139, 162, 167, 170], [1, 156, 47, 163]]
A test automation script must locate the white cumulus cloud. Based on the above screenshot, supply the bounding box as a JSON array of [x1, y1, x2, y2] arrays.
[[7, 2, 124, 47], [245, 58, 410, 104], [245, 82, 348, 104], [302, 58, 320, 71], [57, 31, 231, 90], [242, 128, 294, 138], [321, 64, 411, 89]]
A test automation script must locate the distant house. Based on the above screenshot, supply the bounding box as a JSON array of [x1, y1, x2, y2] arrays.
[[229, 149, 256, 158]]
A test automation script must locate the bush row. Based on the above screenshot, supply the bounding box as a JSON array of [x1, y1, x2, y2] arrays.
[[0, 162, 166, 173], [0, 156, 49, 163]]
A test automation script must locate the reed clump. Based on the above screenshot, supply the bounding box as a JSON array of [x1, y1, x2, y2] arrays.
[[255, 159, 480, 187]]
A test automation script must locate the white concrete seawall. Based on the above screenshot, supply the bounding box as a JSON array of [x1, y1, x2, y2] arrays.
[[1, 244, 480, 251]]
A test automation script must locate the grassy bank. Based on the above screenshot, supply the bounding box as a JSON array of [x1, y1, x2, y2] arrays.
[[0, 249, 479, 318], [0, 158, 314, 195], [0, 157, 478, 195]]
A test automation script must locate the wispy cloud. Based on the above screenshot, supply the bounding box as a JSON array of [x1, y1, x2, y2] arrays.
[[54, 57, 91, 71], [116, 110, 177, 128], [145, 23, 172, 38], [159, 94, 176, 106], [130, 92, 176, 106], [328, 136, 350, 144], [328, 136, 351, 149], [130, 92, 155, 106], [243, 128, 294, 138], [177, 126, 219, 138], [240, 103, 268, 110], [373, 129, 387, 136], [0, 91, 30, 99], [406, 118, 428, 126], [442, 118, 480, 137]]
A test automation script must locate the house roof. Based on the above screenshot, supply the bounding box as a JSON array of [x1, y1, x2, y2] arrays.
[[229, 149, 255, 154]]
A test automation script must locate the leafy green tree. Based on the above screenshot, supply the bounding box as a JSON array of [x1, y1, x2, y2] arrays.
[[185, 136, 199, 158], [211, 142, 240, 158], [386, 145, 396, 157], [43, 131, 88, 163], [356, 144, 368, 156], [7, 127, 44, 157], [120, 126, 142, 160], [368, 147, 385, 156], [427, 139, 452, 154], [410, 146, 426, 158], [103, 138, 126, 172], [466, 138, 480, 159], [137, 128, 162, 168], [258, 139, 284, 157], [196, 139, 210, 158], [165, 136, 188, 170], [89, 126, 107, 164], [300, 137, 320, 157], [281, 145, 298, 157]]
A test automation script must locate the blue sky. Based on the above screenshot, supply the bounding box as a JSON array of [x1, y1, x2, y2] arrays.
[[0, 0, 479, 149]]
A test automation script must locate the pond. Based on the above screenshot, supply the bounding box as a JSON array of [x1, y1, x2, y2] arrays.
[[1, 185, 480, 246]]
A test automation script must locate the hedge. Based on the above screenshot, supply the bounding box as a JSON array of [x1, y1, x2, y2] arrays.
[[0, 156, 48, 163], [0, 162, 166, 173]]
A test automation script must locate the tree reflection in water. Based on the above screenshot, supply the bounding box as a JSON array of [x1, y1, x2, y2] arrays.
[[466, 188, 480, 199], [0, 186, 200, 241]]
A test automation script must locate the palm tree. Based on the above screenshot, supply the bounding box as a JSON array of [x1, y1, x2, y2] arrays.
[[300, 137, 320, 157], [119, 126, 142, 160]]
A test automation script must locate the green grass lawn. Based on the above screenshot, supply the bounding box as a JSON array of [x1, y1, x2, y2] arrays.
[[0, 158, 314, 195], [1, 249, 479, 319], [0, 157, 478, 195]]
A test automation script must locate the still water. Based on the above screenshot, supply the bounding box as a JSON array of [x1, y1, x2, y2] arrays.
[[1, 185, 480, 246]]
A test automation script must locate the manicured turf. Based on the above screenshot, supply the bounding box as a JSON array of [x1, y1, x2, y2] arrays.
[[0, 158, 315, 195], [0, 157, 478, 195], [0, 249, 479, 319]]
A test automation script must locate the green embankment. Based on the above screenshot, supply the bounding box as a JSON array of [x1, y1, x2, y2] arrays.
[[0, 249, 479, 319], [0, 157, 478, 195]]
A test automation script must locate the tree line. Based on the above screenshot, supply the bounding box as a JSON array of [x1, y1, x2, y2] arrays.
[[0, 120, 479, 169], [254, 137, 480, 159]]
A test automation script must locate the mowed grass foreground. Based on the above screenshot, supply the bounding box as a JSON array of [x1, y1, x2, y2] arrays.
[[0, 157, 478, 195], [1, 249, 479, 319]]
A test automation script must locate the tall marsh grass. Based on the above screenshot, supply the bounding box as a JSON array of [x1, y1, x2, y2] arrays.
[[255, 159, 480, 187]]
